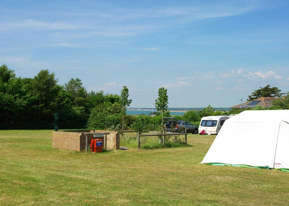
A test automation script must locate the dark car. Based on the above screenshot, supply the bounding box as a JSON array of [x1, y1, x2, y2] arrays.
[[164, 117, 178, 132], [175, 121, 198, 134]]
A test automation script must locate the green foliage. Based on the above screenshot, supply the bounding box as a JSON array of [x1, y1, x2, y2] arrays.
[[87, 102, 122, 130], [155, 87, 169, 131], [131, 115, 151, 133], [272, 94, 289, 109], [199, 105, 215, 118], [124, 115, 137, 128], [87, 91, 105, 108], [0, 64, 123, 129], [0, 64, 15, 83], [104, 94, 121, 104], [65, 78, 87, 100], [229, 108, 244, 114], [142, 142, 189, 149], [248, 84, 281, 101], [120, 86, 132, 130], [183, 110, 200, 123], [155, 87, 168, 113], [120, 86, 132, 112]]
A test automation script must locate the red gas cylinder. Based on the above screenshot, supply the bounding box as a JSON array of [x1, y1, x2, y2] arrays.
[[90, 138, 95, 152], [94, 138, 104, 152]]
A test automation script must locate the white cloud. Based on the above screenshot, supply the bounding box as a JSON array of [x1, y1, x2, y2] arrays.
[[144, 48, 159, 51], [0, 56, 45, 69], [91, 2, 257, 22], [248, 70, 282, 80], [0, 1, 259, 37], [100, 82, 121, 92], [234, 68, 244, 75], [162, 68, 286, 93], [220, 68, 245, 78], [220, 69, 283, 81], [50, 42, 83, 48], [0, 19, 79, 31], [162, 80, 192, 89]]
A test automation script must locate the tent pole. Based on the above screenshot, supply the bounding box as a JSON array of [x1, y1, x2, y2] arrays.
[[273, 121, 283, 169], [273, 121, 289, 169]]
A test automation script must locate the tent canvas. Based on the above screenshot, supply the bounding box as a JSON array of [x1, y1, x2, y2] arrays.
[[202, 110, 289, 169]]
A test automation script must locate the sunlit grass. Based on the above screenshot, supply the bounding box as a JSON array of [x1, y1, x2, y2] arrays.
[[0, 130, 289, 205]]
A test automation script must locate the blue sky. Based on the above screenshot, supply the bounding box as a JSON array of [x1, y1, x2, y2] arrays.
[[1, 0, 289, 107]]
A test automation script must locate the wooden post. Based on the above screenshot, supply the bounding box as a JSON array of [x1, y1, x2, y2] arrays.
[[104, 134, 107, 150], [163, 127, 166, 145], [185, 128, 188, 144], [85, 134, 88, 152], [137, 131, 141, 149], [161, 111, 165, 145]]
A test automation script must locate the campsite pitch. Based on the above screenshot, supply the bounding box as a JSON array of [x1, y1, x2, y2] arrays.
[[0, 130, 289, 205]]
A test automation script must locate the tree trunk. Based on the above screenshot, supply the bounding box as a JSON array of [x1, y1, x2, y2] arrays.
[[137, 131, 141, 149], [185, 128, 188, 144], [161, 111, 165, 144]]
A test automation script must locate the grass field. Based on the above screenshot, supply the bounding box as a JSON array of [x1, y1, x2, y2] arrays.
[[1, 130, 289, 206]]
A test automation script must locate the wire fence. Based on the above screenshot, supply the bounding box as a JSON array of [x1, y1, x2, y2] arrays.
[[120, 130, 188, 149]]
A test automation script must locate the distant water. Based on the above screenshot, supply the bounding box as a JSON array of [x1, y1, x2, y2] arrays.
[[127, 110, 185, 116], [127, 107, 231, 116]]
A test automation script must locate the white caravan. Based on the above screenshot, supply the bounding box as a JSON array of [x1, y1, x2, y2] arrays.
[[198, 116, 230, 135]]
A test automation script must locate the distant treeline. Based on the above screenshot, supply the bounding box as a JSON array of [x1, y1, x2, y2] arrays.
[[0, 65, 122, 129]]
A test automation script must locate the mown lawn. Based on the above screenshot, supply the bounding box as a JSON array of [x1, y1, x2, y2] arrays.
[[0, 130, 289, 206]]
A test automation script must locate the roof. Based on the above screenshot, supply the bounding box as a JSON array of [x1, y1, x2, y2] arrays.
[[232, 97, 279, 109], [201, 116, 229, 120]]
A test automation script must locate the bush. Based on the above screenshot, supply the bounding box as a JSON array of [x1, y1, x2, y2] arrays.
[[183, 110, 200, 123], [87, 102, 122, 130]]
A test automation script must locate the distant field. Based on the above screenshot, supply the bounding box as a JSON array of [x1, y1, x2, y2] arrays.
[[1, 130, 289, 205]]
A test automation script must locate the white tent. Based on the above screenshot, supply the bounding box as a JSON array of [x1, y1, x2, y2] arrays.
[[202, 110, 289, 170]]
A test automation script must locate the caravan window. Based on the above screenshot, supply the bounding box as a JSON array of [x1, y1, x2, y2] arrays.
[[201, 120, 217, 127]]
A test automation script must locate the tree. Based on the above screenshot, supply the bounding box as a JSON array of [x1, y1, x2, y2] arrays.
[[120, 86, 132, 131], [87, 102, 122, 130], [199, 105, 215, 118], [32, 70, 60, 108], [183, 110, 200, 123], [65, 78, 86, 98], [131, 115, 150, 133], [65, 78, 87, 105], [155, 87, 168, 133], [248, 84, 281, 101], [87, 91, 105, 109], [0, 65, 15, 83], [30, 70, 61, 127]]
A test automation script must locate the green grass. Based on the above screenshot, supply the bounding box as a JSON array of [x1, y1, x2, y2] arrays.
[[1, 130, 289, 205]]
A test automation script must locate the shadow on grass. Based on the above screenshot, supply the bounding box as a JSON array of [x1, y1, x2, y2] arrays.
[[58, 129, 91, 133], [78, 149, 113, 155]]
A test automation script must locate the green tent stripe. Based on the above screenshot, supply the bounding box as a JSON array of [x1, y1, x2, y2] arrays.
[[204, 163, 289, 172], [279, 168, 289, 172]]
